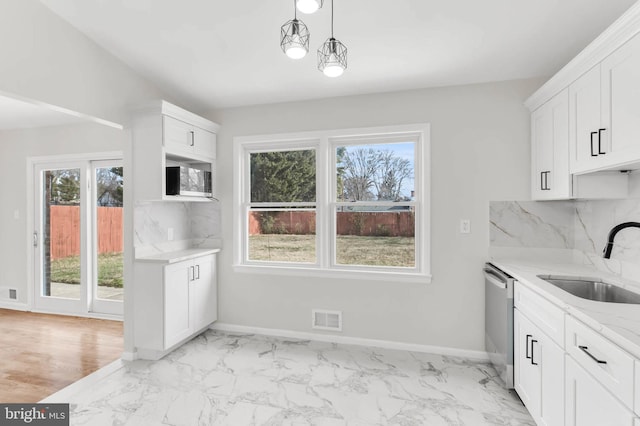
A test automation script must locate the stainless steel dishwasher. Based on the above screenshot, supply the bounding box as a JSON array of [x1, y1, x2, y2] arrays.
[[484, 262, 514, 388]]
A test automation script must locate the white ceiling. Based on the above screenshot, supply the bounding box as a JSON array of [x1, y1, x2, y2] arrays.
[[0, 95, 87, 130], [40, 0, 637, 110]]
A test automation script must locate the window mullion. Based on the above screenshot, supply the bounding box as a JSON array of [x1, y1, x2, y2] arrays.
[[317, 136, 330, 269]]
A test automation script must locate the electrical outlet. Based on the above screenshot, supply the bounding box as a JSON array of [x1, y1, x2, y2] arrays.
[[13, 210, 19, 220], [167, 227, 174, 241], [460, 219, 471, 234]]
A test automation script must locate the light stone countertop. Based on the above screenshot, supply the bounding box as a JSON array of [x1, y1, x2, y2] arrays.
[[136, 247, 221, 264], [490, 259, 640, 359]]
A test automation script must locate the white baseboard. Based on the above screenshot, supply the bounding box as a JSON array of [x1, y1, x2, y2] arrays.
[[210, 322, 489, 361], [0, 300, 28, 311], [40, 359, 125, 403], [121, 351, 137, 361]]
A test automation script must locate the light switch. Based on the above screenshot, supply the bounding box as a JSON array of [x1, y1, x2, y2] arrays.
[[460, 219, 471, 234], [13, 210, 19, 220], [167, 227, 174, 241]]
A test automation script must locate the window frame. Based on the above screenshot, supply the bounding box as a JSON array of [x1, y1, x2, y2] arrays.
[[233, 124, 431, 283]]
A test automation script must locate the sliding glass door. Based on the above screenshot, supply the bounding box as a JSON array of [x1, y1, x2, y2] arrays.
[[34, 158, 124, 317]]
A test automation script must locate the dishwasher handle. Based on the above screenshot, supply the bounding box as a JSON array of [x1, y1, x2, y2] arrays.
[[484, 270, 507, 289]]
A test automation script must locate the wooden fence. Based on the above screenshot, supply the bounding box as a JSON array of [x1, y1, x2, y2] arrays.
[[249, 210, 415, 237], [49, 206, 123, 259]]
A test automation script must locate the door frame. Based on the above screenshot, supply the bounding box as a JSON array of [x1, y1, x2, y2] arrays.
[[27, 152, 123, 319]]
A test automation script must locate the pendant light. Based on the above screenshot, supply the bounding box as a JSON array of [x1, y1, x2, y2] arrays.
[[280, 0, 310, 60], [317, 0, 347, 77], [296, 0, 323, 14]]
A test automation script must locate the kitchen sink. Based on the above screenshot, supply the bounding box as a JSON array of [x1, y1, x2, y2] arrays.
[[536, 275, 640, 304]]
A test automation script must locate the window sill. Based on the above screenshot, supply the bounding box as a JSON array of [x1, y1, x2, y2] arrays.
[[232, 264, 432, 284]]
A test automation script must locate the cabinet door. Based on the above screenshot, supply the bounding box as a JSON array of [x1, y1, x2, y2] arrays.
[[600, 32, 640, 168], [190, 255, 218, 331], [163, 116, 195, 156], [194, 127, 216, 159], [565, 356, 635, 426], [164, 261, 192, 348], [515, 309, 564, 426], [538, 330, 564, 426], [514, 309, 541, 415], [532, 90, 570, 200], [569, 66, 602, 174], [532, 105, 553, 199]]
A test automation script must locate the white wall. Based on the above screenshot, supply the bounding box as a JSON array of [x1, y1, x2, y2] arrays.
[[0, 0, 167, 125], [208, 78, 543, 352], [0, 123, 127, 304]]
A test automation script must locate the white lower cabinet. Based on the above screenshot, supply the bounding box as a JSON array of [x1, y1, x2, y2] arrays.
[[134, 253, 218, 359], [565, 356, 636, 426], [190, 254, 218, 331], [514, 308, 564, 426], [164, 261, 192, 348], [513, 282, 640, 426]]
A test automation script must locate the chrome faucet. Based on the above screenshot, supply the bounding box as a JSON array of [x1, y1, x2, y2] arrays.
[[603, 222, 640, 259]]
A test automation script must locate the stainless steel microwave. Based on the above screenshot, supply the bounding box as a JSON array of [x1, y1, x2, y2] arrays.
[[165, 166, 212, 198]]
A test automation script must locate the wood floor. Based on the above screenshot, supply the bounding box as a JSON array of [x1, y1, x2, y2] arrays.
[[0, 309, 123, 403]]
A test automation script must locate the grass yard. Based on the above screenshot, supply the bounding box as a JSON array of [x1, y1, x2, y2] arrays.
[[50, 252, 123, 287], [249, 234, 415, 267]]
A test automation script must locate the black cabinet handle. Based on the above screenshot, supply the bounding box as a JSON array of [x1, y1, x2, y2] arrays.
[[540, 172, 544, 191], [598, 128, 606, 154], [590, 132, 598, 156], [579, 345, 607, 364], [196, 264, 200, 280], [190, 130, 195, 146], [531, 339, 538, 365], [526, 334, 532, 359], [544, 171, 551, 190]]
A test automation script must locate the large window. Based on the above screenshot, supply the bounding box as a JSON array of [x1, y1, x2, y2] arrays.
[[234, 125, 430, 282]]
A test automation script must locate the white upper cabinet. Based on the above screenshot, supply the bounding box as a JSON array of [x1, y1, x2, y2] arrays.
[[527, 3, 640, 194], [163, 115, 217, 160], [570, 33, 640, 174], [532, 89, 570, 200], [132, 101, 220, 201], [568, 66, 602, 173], [600, 33, 640, 169]]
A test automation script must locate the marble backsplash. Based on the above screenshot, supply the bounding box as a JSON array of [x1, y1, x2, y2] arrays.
[[490, 199, 640, 281], [134, 200, 221, 256]]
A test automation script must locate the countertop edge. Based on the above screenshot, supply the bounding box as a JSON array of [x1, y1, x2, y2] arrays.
[[136, 248, 221, 264], [490, 259, 640, 359]]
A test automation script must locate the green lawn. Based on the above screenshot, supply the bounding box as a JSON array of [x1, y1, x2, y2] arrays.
[[50, 252, 123, 287], [249, 234, 415, 267]]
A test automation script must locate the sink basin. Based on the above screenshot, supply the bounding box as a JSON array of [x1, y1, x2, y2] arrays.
[[536, 275, 640, 304]]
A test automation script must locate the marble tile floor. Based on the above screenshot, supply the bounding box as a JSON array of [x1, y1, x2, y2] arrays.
[[66, 331, 534, 425]]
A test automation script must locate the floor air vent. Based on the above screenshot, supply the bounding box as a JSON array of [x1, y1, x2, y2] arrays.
[[9, 289, 17, 300], [312, 310, 342, 331]]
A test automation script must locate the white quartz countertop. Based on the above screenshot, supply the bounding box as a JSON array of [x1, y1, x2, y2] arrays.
[[136, 248, 221, 264], [491, 259, 640, 358]]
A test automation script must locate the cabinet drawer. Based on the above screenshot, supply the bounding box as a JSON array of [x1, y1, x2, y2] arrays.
[[514, 283, 565, 347], [566, 316, 634, 408]]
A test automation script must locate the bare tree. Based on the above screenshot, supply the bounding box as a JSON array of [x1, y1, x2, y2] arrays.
[[340, 148, 379, 201], [374, 151, 412, 201], [339, 147, 413, 202]]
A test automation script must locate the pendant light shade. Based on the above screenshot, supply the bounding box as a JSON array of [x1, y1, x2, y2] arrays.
[[280, 18, 310, 59], [317, 0, 347, 77], [296, 0, 323, 14], [318, 38, 347, 77]]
